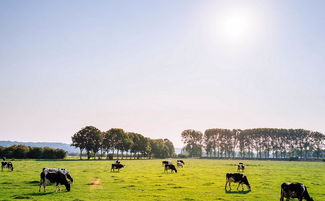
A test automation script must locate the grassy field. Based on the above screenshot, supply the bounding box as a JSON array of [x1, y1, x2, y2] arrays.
[[0, 159, 324, 201]]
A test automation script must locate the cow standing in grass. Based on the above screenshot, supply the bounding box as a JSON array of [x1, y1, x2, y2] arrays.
[[162, 160, 172, 166], [111, 163, 125, 172], [177, 161, 183, 168], [237, 163, 245, 172], [1, 161, 13, 171], [225, 173, 251, 191], [164, 164, 177, 173], [39, 168, 73, 192], [177, 160, 185, 165], [280, 182, 313, 201]]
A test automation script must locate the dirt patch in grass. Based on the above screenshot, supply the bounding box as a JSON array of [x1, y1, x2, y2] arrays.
[[89, 178, 102, 189]]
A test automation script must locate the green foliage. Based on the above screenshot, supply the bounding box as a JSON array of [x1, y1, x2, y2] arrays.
[[0, 159, 324, 201], [73, 127, 176, 160], [181, 129, 203, 157], [0, 145, 66, 159], [198, 128, 325, 159]]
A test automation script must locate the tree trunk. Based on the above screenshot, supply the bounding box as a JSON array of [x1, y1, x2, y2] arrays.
[[87, 151, 90, 160], [79, 149, 83, 160]]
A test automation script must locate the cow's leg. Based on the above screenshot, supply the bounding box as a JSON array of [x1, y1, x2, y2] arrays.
[[237, 183, 241, 191], [225, 181, 228, 190], [44, 184, 46, 192], [39, 183, 42, 192], [279, 195, 284, 201]]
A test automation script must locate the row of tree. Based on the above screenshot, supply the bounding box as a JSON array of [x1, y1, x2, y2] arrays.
[[0, 145, 67, 159], [71, 126, 175, 160], [181, 128, 325, 159]]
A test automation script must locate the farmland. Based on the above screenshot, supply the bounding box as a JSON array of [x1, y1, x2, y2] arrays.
[[1, 159, 324, 201]]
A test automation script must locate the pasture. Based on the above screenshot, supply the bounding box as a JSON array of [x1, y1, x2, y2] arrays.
[[0, 159, 324, 201]]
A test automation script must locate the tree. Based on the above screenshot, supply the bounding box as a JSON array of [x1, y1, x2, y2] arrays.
[[181, 129, 203, 157], [72, 126, 102, 160], [28, 147, 43, 159], [72, 127, 88, 160]]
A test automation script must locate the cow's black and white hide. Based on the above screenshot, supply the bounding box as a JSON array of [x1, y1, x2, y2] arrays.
[[237, 163, 245, 172], [177, 160, 185, 165], [280, 182, 313, 201], [164, 164, 177, 173], [111, 163, 124, 172], [225, 173, 251, 191], [177, 161, 183, 168], [39, 168, 73, 192], [1, 161, 13, 171], [162, 160, 172, 166]]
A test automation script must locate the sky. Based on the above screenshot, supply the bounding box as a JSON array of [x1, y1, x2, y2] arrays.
[[0, 0, 324, 148]]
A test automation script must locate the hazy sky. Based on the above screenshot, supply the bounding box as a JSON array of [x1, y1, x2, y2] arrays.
[[0, 0, 324, 147]]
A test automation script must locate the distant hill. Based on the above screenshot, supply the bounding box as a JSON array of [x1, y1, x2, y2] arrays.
[[0, 141, 79, 153]]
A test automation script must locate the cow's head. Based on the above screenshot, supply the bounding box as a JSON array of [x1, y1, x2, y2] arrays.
[[65, 183, 71, 191], [243, 176, 251, 190], [66, 173, 74, 184]]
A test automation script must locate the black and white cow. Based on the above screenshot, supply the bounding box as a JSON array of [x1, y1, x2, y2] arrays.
[[225, 173, 251, 191], [162, 160, 172, 166], [237, 162, 245, 172], [177, 160, 185, 165], [177, 161, 183, 168], [164, 164, 177, 173], [280, 182, 313, 201], [111, 163, 124, 172], [39, 168, 73, 192], [1, 161, 13, 171]]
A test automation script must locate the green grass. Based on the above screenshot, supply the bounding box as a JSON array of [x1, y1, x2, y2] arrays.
[[0, 159, 324, 201]]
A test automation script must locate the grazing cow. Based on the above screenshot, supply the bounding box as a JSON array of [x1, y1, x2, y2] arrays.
[[177, 161, 183, 168], [164, 164, 177, 173], [111, 163, 124, 172], [237, 163, 245, 172], [280, 182, 313, 201], [177, 160, 185, 165], [1, 161, 13, 171], [39, 168, 73, 192], [225, 173, 251, 191], [162, 160, 172, 166]]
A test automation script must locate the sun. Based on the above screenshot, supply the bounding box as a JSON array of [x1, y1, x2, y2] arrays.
[[217, 9, 256, 44]]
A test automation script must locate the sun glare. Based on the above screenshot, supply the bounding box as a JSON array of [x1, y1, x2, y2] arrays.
[[217, 8, 257, 44]]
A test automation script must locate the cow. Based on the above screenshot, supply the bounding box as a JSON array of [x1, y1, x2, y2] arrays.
[[111, 163, 124, 172], [162, 160, 172, 166], [177, 161, 183, 168], [237, 163, 245, 172], [39, 168, 73, 192], [164, 164, 177, 173], [177, 160, 185, 165], [1, 161, 13, 171], [225, 173, 251, 191], [280, 182, 314, 201], [115, 160, 120, 164]]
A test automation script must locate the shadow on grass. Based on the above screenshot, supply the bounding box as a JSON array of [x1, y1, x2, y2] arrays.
[[25, 192, 56, 196], [225, 190, 251, 194], [25, 181, 39, 186]]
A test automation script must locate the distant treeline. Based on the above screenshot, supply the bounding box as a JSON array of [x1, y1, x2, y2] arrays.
[[181, 128, 325, 159], [0, 145, 67, 159], [72, 126, 175, 160]]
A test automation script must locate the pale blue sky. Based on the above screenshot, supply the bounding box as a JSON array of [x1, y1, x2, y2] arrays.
[[0, 0, 324, 147]]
